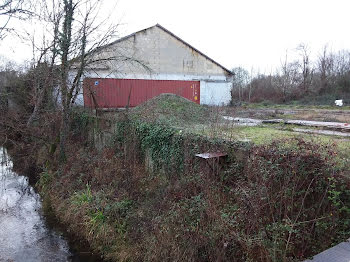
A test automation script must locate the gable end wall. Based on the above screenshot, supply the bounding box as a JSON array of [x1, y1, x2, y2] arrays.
[[78, 26, 232, 106]]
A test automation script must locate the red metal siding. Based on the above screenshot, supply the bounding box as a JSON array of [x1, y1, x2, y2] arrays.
[[83, 78, 200, 108]]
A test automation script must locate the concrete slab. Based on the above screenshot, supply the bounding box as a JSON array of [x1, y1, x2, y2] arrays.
[[305, 241, 350, 262]]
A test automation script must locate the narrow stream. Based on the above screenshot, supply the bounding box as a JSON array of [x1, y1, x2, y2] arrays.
[[0, 148, 102, 262]]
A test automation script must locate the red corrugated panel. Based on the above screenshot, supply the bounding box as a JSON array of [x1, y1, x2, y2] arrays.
[[83, 78, 200, 108]]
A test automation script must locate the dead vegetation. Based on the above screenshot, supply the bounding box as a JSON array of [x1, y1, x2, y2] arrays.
[[34, 114, 350, 262], [1, 74, 350, 262], [231, 46, 350, 105], [1, 1, 350, 261], [1, 91, 350, 261]]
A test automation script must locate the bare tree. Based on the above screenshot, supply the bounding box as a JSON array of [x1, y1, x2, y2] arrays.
[[334, 50, 350, 78], [0, 0, 32, 39], [297, 44, 314, 95], [278, 51, 299, 101], [232, 67, 249, 102], [26, 1, 62, 126], [53, 0, 140, 161], [317, 45, 334, 94], [333, 50, 350, 95], [248, 67, 255, 103], [22, 0, 150, 161], [280, 51, 290, 102]]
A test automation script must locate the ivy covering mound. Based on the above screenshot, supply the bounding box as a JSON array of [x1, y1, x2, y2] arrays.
[[130, 93, 210, 126]]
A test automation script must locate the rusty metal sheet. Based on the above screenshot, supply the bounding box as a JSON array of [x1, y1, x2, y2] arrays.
[[83, 78, 200, 108]]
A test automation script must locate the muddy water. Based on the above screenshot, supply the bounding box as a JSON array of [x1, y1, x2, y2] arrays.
[[0, 148, 102, 262]]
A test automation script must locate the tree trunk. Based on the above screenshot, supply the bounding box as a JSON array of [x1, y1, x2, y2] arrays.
[[26, 85, 45, 127], [59, 0, 74, 163]]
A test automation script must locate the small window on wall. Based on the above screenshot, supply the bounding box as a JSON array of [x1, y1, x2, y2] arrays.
[[184, 60, 194, 69]]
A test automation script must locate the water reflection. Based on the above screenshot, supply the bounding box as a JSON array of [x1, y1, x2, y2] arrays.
[[0, 148, 71, 262]]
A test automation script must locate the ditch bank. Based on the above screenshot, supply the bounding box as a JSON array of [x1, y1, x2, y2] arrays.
[[3, 93, 350, 261], [34, 112, 350, 262], [35, 116, 250, 261]]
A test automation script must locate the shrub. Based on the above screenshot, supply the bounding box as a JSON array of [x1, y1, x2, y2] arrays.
[[232, 139, 350, 261]]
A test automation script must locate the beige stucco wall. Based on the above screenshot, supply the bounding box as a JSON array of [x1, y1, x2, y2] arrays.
[[89, 26, 229, 79]]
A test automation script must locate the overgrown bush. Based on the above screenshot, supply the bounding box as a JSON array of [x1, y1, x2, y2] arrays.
[[232, 139, 350, 261], [110, 120, 350, 261], [69, 108, 94, 140], [10, 111, 349, 262]]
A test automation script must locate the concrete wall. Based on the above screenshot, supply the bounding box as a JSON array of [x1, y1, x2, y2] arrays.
[[78, 25, 232, 106], [200, 81, 232, 106]]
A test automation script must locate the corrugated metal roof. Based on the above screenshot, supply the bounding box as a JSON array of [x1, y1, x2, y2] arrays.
[[95, 24, 233, 76]]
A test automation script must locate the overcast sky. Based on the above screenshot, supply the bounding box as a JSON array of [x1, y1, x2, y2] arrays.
[[1, 0, 349, 72]]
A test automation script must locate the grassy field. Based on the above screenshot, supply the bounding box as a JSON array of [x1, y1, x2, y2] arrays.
[[129, 95, 350, 169]]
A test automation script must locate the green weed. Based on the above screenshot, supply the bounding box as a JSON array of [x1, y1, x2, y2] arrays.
[[37, 169, 54, 191], [72, 183, 93, 205]]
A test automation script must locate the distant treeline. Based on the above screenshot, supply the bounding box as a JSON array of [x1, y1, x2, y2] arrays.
[[231, 45, 350, 105]]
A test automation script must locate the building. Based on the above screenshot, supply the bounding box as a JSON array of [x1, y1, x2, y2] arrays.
[[77, 24, 233, 108]]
